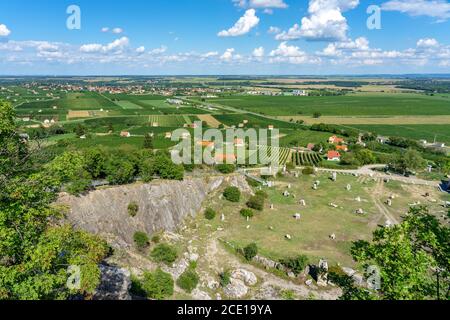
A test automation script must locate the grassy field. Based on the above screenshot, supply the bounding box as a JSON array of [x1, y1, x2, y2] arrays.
[[276, 115, 450, 125], [208, 93, 450, 116], [202, 173, 445, 266], [347, 124, 450, 144], [214, 113, 301, 129]]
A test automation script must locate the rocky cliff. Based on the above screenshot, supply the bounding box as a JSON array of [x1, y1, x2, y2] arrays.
[[58, 175, 251, 248]]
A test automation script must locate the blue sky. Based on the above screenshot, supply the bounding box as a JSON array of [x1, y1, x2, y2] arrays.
[[0, 0, 449, 75]]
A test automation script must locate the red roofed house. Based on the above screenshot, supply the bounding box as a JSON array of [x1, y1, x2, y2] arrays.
[[327, 151, 341, 161], [328, 136, 345, 144], [336, 145, 348, 152]]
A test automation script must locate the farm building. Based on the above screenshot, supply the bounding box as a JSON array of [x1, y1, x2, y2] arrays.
[[328, 136, 345, 144], [120, 131, 131, 138], [165, 132, 173, 139], [327, 151, 341, 161]]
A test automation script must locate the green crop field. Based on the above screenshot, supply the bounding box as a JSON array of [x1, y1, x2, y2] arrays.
[[214, 113, 300, 129], [347, 124, 450, 144], [208, 93, 450, 116]]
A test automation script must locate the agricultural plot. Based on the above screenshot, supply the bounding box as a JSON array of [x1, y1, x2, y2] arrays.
[[347, 124, 450, 144], [208, 93, 450, 116], [292, 152, 323, 166], [148, 115, 187, 127], [256, 145, 292, 166], [214, 113, 300, 129]]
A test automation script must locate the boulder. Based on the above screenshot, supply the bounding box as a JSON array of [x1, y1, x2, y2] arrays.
[[231, 269, 258, 286], [224, 278, 248, 299]]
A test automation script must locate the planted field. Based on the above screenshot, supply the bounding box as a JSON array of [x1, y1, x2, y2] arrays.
[[292, 152, 323, 166], [256, 145, 292, 165], [148, 115, 187, 127], [208, 93, 450, 116], [214, 113, 300, 129], [347, 124, 450, 144]]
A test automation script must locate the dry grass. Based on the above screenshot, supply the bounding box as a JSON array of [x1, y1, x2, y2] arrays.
[[67, 110, 91, 119], [198, 114, 224, 128]]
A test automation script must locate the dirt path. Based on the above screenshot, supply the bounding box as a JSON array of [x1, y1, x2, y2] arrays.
[[370, 179, 399, 225]]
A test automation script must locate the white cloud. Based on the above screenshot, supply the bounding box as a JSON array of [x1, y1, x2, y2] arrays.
[[219, 48, 244, 62], [136, 46, 145, 53], [149, 45, 168, 55], [201, 51, 219, 58], [253, 46, 265, 57], [417, 38, 440, 48], [218, 9, 260, 37], [80, 37, 129, 53], [0, 24, 11, 37], [268, 26, 281, 34], [382, 0, 450, 21], [269, 42, 317, 64], [112, 27, 124, 34], [233, 0, 288, 8], [276, 0, 360, 41], [101, 27, 109, 33]]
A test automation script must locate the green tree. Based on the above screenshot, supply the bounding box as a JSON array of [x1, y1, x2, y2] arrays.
[[332, 206, 449, 300], [133, 231, 149, 250], [243, 243, 258, 261], [223, 186, 241, 202], [84, 147, 107, 179], [150, 244, 178, 265], [240, 208, 254, 219], [143, 133, 154, 149], [141, 269, 174, 300], [204, 208, 217, 220], [246, 195, 265, 211], [355, 149, 376, 165], [280, 255, 309, 276], [177, 267, 199, 293], [0, 101, 108, 300]]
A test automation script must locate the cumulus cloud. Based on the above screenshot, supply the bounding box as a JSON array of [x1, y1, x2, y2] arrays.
[[80, 37, 129, 53], [276, 0, 360, 41], [136, 46, 145, 53], [417, 38, 439, 48], [218, 9, 260, 37], [0, 24, 11, 37], [101, 27, 109, 33], [269, 42, 317, 64], [382, 0, 450, 21], [233, 0, 288, 8], [268, 26, 281, 34], [149, 45, 168, 55], [220, 48, 236, 61], [112, 27, 124, 34], [201, 51, 219, 58]]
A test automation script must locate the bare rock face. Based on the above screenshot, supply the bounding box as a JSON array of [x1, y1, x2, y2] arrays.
[[224, 278, 248, 299], [93, 264, 131, 300], [59, 176, 249, 248]]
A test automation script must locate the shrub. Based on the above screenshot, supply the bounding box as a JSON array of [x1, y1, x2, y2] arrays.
[[150, 243, 178, 265], [302, 166, 314, 175], [281, 289, 296, 300], [216, 164, 236, 174], [141, 269, 174, 300], [204, 208, 217, 220], [280, 255, 309, 276], [255, 190, 268, 199], [219, 270, 231, 287], [223, 186, 241, 202], [243, 243, 258, 261], [240, 208, 254, 219], [176, 267, 199, 293], [246, 195, 265, 211], [133, 231, 149, 250], [128, 201, 139, 217], [151, 234, 160, 244]]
